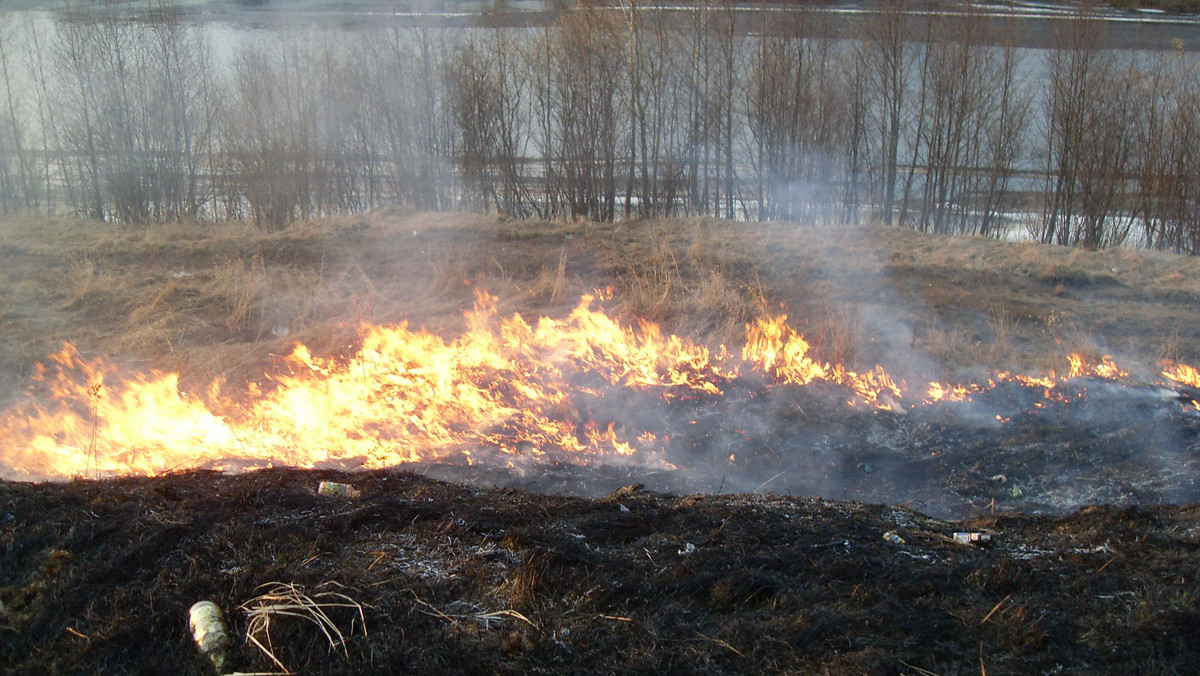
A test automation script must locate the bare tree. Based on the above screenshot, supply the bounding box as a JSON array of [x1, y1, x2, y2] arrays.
[[978, 18, 1030, 239], [447, 34, 503, 212], [24, 12, 64, 213], [55, 7, 105, 219], [445, 28, 533, 217], [858, 0, 911, 225], [1038, 4, 1137, 249], [0, 0, 1178, 261], [746, 7, 851, 223], [903, 5, 1029, 237], [223, 43, 306, 230], [551, 5, 625, 221], [52, 1, 217, 223], [142, 5, 219, 221], [637, 8, 692, 218], [1135, 42, 1200, 253], [0, 16, 38, 212], [354, 22, 453, 212]]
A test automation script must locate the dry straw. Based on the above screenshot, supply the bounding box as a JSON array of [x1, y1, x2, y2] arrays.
[[239, 581, 366, 674]]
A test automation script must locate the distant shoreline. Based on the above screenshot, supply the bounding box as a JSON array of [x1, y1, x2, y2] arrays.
[[5, 1, 1200, 50]]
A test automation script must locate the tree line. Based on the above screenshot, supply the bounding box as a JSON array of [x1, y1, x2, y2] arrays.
[[0, 0, 1198, 253]]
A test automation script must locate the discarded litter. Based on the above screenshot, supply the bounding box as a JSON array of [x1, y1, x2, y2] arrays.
[[953, 532, 993, 545], [188, 601, 229, 672], [882, 531, 905, 545], [318, 481, 361, 498], [678, 542, 696, 556]]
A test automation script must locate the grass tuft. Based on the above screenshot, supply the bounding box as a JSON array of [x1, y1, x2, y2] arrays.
[[240, 581, 367, 674]]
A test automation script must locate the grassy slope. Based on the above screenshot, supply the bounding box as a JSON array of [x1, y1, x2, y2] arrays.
[[2, 212, 1200, 674], [2, 210, 1198, 404]]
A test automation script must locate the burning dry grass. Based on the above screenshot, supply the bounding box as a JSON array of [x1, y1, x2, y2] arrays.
[[589, 219, 767, 345], [6, 210, 1199, 384], [2, 211, 1200, 482], [3, 212, 1200, 673]]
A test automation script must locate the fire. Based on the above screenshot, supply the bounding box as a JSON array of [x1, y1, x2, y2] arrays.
[[1161, 363, 1200, 389], [0, 292, 1194, 481], [927, 382, 974, 402], [0, 292, 728, 480], [741, 316, 903, 409], [0, 344, 242, 478], [222, 291, 727, 470]]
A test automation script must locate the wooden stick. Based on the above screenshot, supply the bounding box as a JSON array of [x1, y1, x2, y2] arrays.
[[695, 631, 744, 657], [980, 594, 1012, 625]]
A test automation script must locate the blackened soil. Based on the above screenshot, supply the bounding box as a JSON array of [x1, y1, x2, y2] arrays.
[[425, 378, 1200, 521], [2, 469, 1198, 675]]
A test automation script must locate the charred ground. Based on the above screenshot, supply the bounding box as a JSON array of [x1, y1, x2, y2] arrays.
[[2, 211, 1200, 673], [2, 470, 1198, 674]]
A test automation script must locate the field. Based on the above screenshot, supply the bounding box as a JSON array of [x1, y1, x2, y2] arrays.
[[4, 209, 1200, 394], [1, 211, 1199, 673]]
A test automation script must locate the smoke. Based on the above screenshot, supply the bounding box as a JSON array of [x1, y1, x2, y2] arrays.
[[0, 2, 1196, 521]]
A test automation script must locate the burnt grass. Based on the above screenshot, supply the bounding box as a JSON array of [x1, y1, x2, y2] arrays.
[[2, 375, 1198, 675], [1, 469, 1198, 675]]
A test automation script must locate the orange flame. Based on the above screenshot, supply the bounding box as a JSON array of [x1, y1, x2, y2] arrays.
[[0, 293, 728, 479], [0, 293, 1192, 481], [1162, 363, 1200, 389], [926, 382, 974, 402], [741, 316, 903, 409], [0, 344, 242, 478]]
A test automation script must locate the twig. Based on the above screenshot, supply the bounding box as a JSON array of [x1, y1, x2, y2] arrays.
[[898, 660, 941, 676], [408, 594, 457, 623], [368, 577, 403, 588], [88, 383, 101, 480], [711, 515, 734, 537], [245, 632, 291, 674], [599, 614, 632, 622], [695, 631, 744, 657], [980, 594, 1012, 626], [366, 551, 389, 572], [755, 471, 785, 493], [409, 592, 538, 631], [475, 609, 538, 630], [1096, 554, 1118, 574]]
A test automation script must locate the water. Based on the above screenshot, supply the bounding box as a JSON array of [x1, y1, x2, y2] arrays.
[[1, 1, 1195, 243]]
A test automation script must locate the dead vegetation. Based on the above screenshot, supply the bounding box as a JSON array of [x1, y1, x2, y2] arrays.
[[2, 211, 1200, 672], [4, 211, 1200, 406], [240, 581, 366, 674]]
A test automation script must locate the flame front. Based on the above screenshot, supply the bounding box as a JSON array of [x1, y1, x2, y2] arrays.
[[741, 316, 903, 409], [0, 293, 734, 479], [0, 292, 1193, 480], [1162, 363, 1200, 389]]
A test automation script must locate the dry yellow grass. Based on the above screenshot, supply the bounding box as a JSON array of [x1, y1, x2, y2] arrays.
[[1, 211, 1198, 403]]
